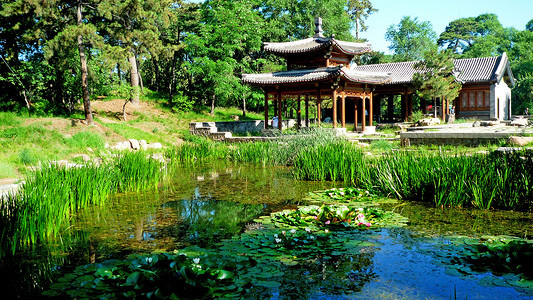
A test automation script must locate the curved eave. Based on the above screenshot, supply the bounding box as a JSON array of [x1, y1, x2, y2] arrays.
[[263, 37, 371, 56], [340, 69, 392, 84], [242, 68, 340, 86]]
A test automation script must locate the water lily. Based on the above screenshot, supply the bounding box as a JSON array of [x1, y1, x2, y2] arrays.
[[275, 238, 282, 243], [324, 229, 329, 233], [325, 220, 330, 225], [193, 258, 200, 264], [305, 228, 311, 233], [290, 229, 296, 234], [282, 230, 286, 236], [274, 233, 279, 238]]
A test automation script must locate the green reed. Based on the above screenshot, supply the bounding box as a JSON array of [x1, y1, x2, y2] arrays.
[[0, 152, 164, 258], [293, 145, 533, 211]]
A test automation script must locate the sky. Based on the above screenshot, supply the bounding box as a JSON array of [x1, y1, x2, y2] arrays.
[[360, 0, 533, 53]]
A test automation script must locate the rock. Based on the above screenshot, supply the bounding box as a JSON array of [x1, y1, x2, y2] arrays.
[[472, 121, 481, 127], [72, 154, 91, 162], [510, 118, 528, 126], [231, 115, 240, 121], [417, 118, 440, 127], [129, 139, 140, 150], [480, 120, 500, 127], [139, 140, 148, 150], [111, 142, 130, 150], [147, 142, 162, 149], [508, 136, 533, 146]]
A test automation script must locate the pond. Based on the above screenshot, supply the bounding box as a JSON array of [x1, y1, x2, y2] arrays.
[[2, 162, 533, 299]]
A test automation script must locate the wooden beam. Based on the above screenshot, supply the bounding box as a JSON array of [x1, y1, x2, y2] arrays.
[[305, 94, 309, 127], [369, 91, 373, 126], [341, 93, 346, 128], [297, 94, 301, 130], [264, 90, 269, 129], [362, 91, 366, 132], [333, 90, 338, 128], [277, 89, 282, 130], [354, 98, 358, 132], [317, 89, 322, 125]]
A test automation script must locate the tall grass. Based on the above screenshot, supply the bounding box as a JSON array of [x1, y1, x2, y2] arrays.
[[293, 146, 533, 211], [0, 152, 164, 258]]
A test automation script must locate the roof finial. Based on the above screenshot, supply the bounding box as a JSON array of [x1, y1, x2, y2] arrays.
[[314, 17, 324, 38]]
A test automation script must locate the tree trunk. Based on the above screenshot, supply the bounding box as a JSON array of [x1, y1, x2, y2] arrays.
[[138, 58, 144, 92], [210, 93, 215, 116], [169, 51, 178, 100], [242, 92, 246, 118], [129, 51, 140, 105], [77, 0, 93, 125]]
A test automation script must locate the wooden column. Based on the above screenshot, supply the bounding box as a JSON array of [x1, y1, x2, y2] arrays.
[[341, 93, 346, 128], [407, 94, 413, 118], [354, 98, 358, 132], [441, 97, 446, 121], [369, 91, 374, 126], [362, 92, 366, 132], [297, 94, 301, 130], [401, 90, 408, 122], [333, 90, 338, 128], [305, 94, 309, 127], [317, 89, 322, 125], [387, 94, 394, 122], [264, 91, 268, 129], [277, 90, 282, 130]]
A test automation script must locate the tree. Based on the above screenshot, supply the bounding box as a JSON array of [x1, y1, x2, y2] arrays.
[[1, 0, 101, 123], [346, 0, 378, 40], [97, 0, 172, 105], [412, 49, 462, 118], [527, 18, 533, 32], [258, 0, 355, 42], [185, 0, 263, 114], [438, 17, 477, 54], [385, 16, 437, 62]]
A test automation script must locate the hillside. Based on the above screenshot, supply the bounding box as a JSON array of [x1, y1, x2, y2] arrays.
[[0, 97, 262, 181]]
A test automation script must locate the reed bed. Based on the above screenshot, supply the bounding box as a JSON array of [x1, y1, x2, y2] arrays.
[[293, 144, 533, 211], [0, 152, 164, 258]]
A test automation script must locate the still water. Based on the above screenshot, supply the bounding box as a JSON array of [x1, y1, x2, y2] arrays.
[[3, 162, 533, 299]]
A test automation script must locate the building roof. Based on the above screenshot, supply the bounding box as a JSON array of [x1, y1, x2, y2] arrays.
[[264, 37, 372, 56], [353, 53, 515, 86], [242, 66, 391, 86]]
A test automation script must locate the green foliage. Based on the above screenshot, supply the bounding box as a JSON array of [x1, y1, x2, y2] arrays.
[[0, 112, 21, 126], [412, 49, 462, 106], [65, 131, 105, 151], [385, 16, 437, 62], [0, 152, 163, 258]]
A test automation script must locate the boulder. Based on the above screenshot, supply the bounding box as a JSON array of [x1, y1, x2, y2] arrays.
[[139, 140, 148, 150], [508, 136, 533, 146], [147, 142, 163, 149], [417, 118, 440, 127], [480, 120, 500, 127], [129, 139, 140, 150], [510, 118, 528, 126]]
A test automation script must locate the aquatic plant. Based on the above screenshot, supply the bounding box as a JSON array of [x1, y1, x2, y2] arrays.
[[0, 152, 164, 257]]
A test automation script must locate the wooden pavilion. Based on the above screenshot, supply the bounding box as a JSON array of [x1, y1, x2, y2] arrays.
[[242, 18, 391, 132]]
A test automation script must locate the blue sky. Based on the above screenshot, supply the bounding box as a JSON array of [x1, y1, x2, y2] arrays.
[[361, 0, 533, 53]]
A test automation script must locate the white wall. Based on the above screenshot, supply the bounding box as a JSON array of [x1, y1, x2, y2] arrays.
[[491, 79, 512, 120]]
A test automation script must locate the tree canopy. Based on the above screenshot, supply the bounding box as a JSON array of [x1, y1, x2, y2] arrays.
[[385, 16, 437, 62]]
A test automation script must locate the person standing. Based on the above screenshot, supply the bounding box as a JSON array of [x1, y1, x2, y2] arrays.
[[525, 107, 529, 116]]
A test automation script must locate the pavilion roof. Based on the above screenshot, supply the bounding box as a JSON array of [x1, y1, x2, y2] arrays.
[[353, 53, 515, 86], [264, 37, 372, 56], [242, 66, 391, 86]]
